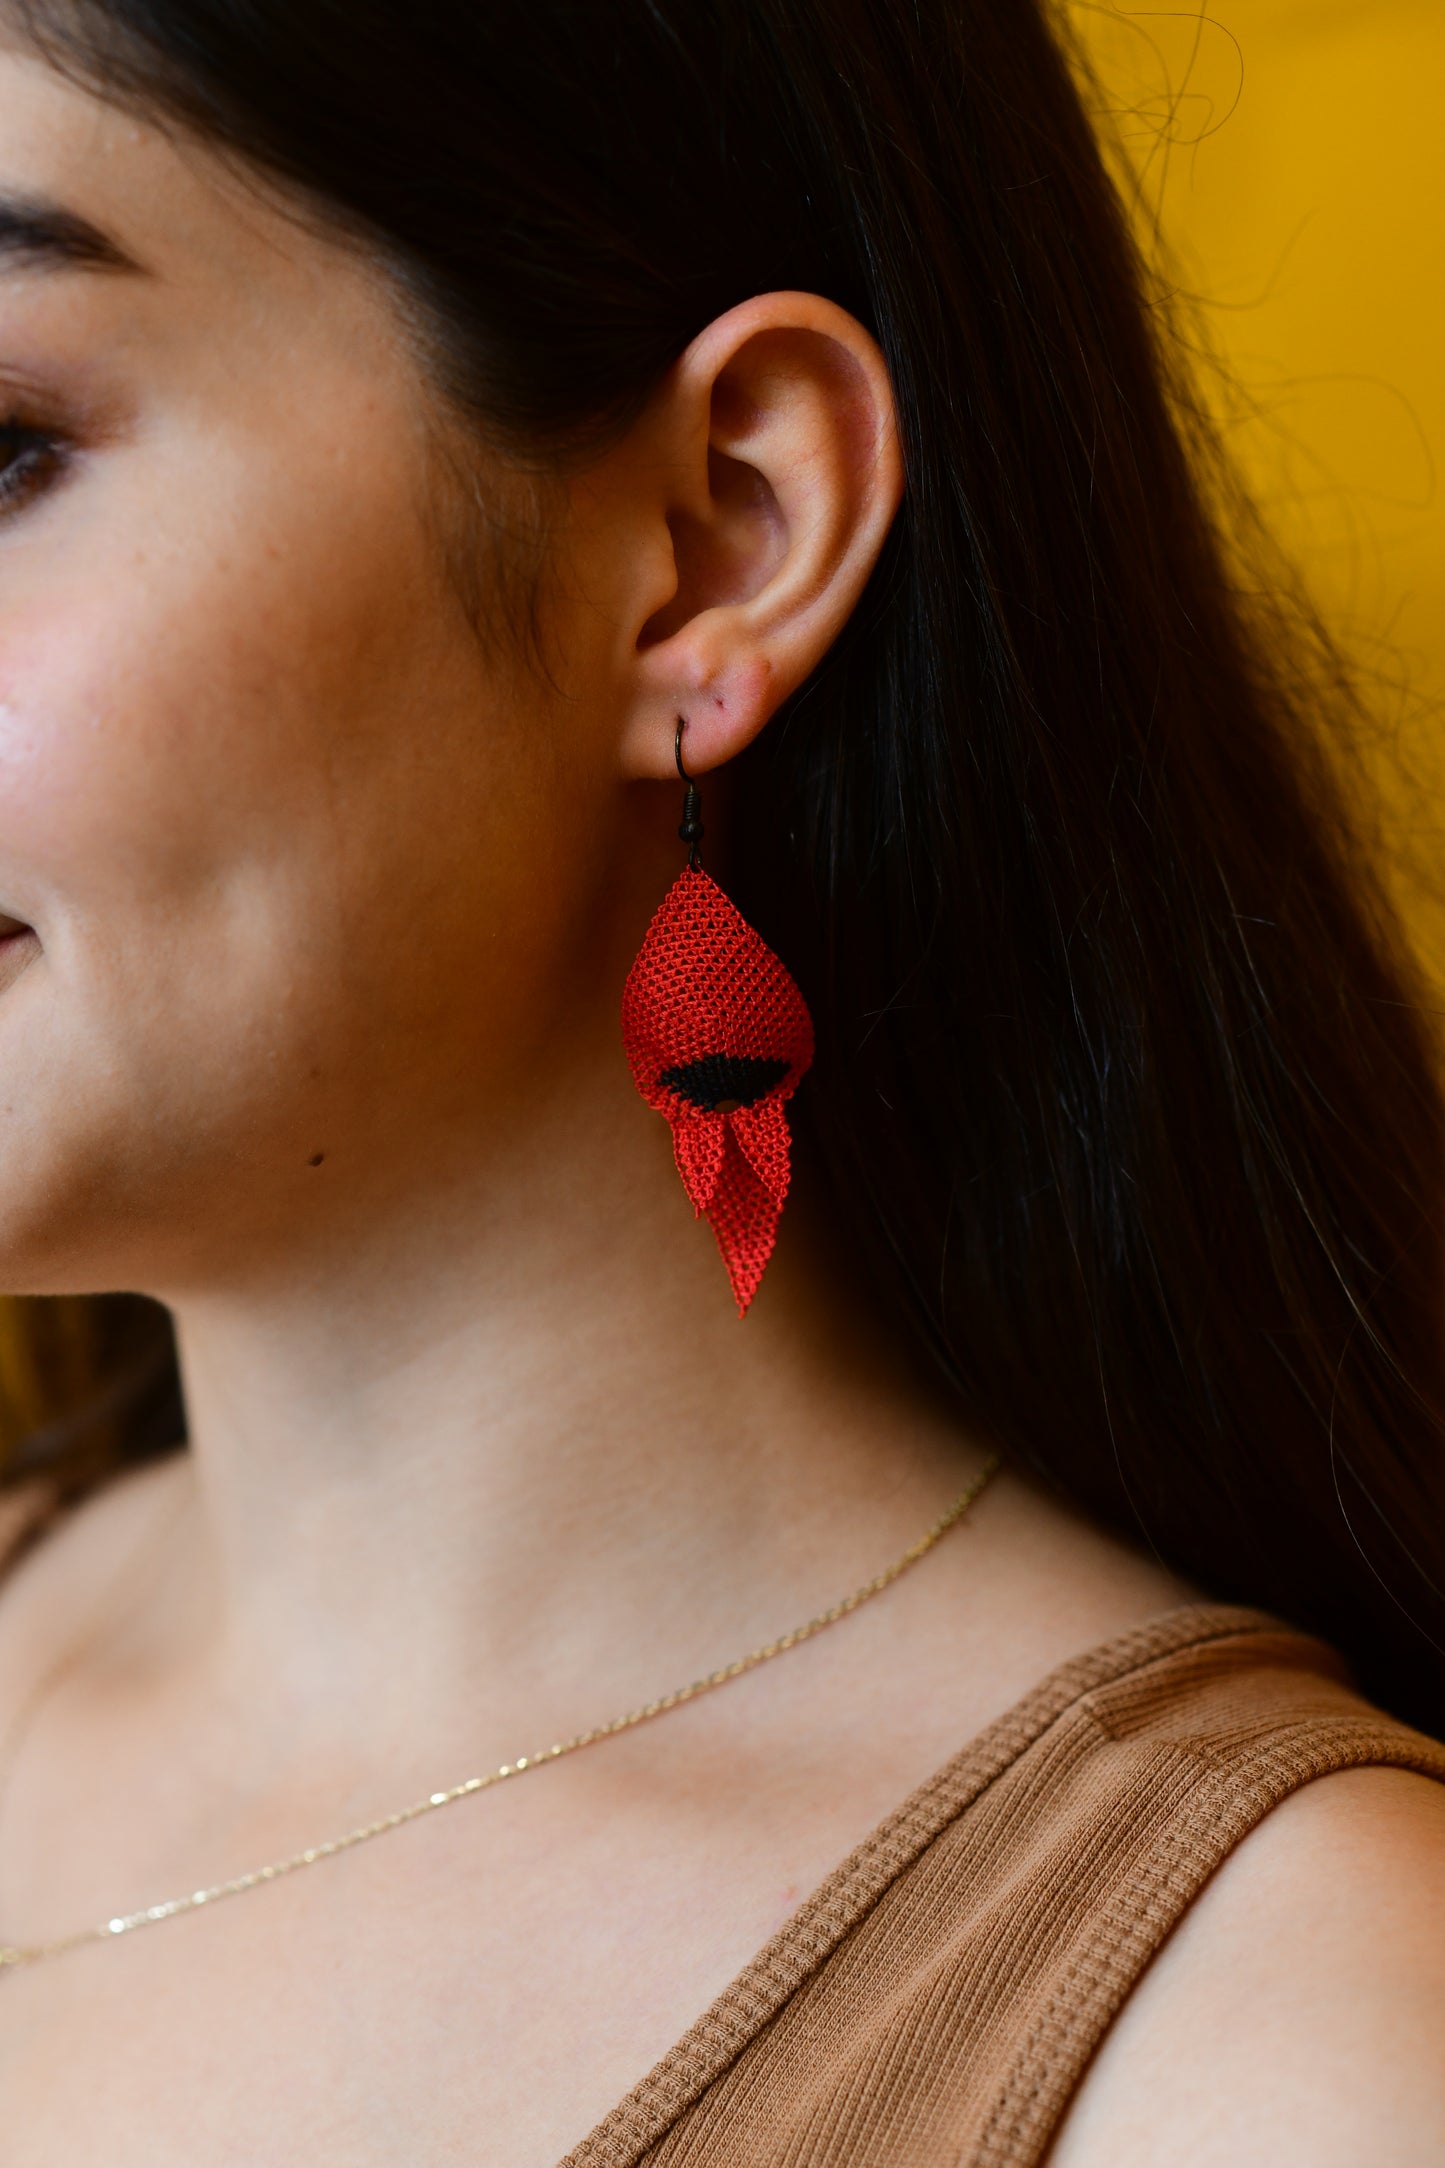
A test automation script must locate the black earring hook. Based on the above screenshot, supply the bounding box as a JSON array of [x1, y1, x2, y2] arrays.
[[675, 715, 704, 869]]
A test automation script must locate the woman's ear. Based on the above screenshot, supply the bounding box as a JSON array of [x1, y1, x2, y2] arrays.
[[608, 291, 904, 780]]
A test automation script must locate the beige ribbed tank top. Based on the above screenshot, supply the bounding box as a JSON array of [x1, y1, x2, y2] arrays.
[[4, 1492, 1444, 2163], [563, 1603, 1445, 2167]]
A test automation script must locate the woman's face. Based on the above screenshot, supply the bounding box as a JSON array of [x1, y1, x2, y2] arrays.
[[0, 45, 641, 1295]]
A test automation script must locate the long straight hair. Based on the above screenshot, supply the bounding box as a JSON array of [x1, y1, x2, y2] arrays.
[[7, 0, 1445, 1730]]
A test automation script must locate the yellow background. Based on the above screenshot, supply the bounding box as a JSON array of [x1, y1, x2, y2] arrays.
[[1071, 0, 1445, 972]]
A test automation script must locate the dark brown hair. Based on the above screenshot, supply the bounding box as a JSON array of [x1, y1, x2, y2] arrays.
[[6, 0, 1445, 1729]]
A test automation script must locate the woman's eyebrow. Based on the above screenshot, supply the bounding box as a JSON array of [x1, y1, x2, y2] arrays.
[[0, 191, 147, 275]]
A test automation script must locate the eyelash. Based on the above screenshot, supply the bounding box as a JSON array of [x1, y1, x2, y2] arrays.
[[0, 418, 66, 511]]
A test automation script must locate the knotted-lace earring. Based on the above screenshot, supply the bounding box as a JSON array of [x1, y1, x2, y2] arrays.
[[620, 717, 815, 1315]]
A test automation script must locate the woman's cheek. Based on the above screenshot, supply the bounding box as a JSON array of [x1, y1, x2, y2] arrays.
[[0, 588, 284, 929]]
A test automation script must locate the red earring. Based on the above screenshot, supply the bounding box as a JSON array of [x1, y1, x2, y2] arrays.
[[622, 718, 814, 1316]]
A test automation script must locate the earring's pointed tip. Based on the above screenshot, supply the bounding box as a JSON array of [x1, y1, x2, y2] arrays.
[[721, 1242, 769, 1319]]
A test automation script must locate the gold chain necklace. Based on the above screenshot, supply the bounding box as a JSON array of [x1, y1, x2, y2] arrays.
[[0, 1452, 1001, 1974]]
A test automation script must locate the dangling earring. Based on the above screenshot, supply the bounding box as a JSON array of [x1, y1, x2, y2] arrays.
[[621, 717, 814, 1316]]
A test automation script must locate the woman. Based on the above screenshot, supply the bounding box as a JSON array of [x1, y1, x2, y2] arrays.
[[0, 0, 1440, 2158]]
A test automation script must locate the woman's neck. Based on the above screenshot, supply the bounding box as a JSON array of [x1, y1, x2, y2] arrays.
[[155, 1098, 981, 1765]]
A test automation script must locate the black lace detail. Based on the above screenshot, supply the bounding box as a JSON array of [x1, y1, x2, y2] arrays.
[[659, 1054, 789, 1111]]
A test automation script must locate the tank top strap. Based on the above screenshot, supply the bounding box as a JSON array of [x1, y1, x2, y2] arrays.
[[959, 1613, 1445, 2165]]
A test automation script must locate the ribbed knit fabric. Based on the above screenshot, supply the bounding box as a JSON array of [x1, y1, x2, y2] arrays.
[[563, 1605, 1445, 2168]]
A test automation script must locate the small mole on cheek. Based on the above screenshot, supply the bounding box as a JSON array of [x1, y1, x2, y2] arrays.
[[307, 1153, 326, 1168]]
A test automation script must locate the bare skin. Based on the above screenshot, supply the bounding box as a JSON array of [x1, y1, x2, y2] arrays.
[[0, 42, 1438, 2168]]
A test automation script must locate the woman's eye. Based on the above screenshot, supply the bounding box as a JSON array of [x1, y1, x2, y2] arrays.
[[0, 420, 65, 511]]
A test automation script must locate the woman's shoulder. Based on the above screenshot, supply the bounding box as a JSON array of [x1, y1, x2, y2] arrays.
[[1046, 1761, 1445, 2165], [885, 1594, 1445, 2166], [0, 1456, 184, 1711], [0, 1455, 173, 1592], [0, 1476, 64, 1585], [583, 1574, 1445, 2168]]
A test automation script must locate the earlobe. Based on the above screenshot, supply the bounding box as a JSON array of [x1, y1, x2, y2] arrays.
[[619, 291, 903, 782]]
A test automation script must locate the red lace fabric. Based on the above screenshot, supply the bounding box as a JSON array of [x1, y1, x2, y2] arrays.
[[621, 865, 814, 1314]]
